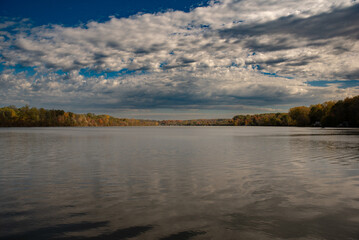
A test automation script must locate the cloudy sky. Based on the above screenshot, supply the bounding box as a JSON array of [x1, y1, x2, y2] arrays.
[[1, 0, 359, 119]]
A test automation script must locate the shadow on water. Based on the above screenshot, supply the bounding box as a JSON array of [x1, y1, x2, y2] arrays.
[[0, 210, 33, 218], [1, 223, 153, 240], [159, 230, 206, 240], [0, 221, 108, 240], [226, 204, 359, 240], [83, 225, 154, 240]]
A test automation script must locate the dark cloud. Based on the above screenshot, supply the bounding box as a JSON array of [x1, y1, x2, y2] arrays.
[[178, 57, 196, 64], [243, 37, 296, 52], [93, 52, 108, 61], [106, 40, 122, 49], [246, 58, 288, 66], [134, 48, 152, 54], [219, 4, 359, 42], [283, 56, 319, 67], [246, 56, 319, 71], [335, 69, 359, 80], [134, 43, 165, 55]]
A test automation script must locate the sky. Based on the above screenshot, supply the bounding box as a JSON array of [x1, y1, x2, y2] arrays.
[[0, 0, 359, 120]]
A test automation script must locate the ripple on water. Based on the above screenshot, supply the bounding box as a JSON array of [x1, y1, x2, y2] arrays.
[[0, 127, 359, 239]]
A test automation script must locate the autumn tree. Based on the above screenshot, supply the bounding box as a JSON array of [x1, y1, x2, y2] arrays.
[[289, 106, 310, 126]]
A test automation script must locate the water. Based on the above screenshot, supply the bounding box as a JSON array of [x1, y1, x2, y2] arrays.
[[0, 127, 359, 240]]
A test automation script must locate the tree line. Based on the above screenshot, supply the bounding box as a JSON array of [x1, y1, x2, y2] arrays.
[[0, 105, 158, 127], [0, 95, 358, 127], [233, 95, 359, 127]]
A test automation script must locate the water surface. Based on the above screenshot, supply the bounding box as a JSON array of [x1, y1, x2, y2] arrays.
[[1, 127, 359, 239]]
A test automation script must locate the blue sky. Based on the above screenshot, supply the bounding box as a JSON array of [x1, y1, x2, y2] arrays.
[[0, 0, 208, 26], [0, 0, 358, 119]]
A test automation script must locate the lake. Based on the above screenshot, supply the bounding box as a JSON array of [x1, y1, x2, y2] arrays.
[[0, 127, 359, 240]]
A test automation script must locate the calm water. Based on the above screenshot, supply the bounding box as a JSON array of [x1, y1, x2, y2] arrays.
[[0, 127, 359, 240]]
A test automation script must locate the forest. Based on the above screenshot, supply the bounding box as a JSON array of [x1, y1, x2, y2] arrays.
[[0, 95, 358, 127], [233, 95, 359, 127], [0, 106, 158, 127]]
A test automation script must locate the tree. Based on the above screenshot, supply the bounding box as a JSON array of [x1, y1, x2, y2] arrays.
[[309, 104, 324, 124], [289, 106, 310, 126]]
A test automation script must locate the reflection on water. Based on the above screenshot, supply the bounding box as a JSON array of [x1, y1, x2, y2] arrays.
[[0, 127, 359, 239]]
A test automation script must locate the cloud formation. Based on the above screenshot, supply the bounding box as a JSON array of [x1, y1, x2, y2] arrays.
[[1, 0, 359, 118]]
